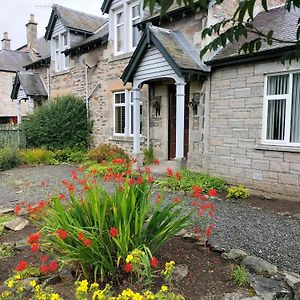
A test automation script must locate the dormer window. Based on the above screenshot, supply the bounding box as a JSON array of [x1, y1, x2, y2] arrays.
[[52, 32, 69, 72], [113, 1, 142, 56]]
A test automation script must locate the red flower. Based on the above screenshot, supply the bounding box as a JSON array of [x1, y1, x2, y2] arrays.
[[131, 158, 137, 163], [16, 261, 27, 271], [109, 227, 118, 238], [194, 226, 200, 235], [40, 255, 48, 263], [192, 200, 199, 207], [137, 177, 143, 185], [28, 233, 40, 244], [78, 165, 84, 172], [14, 204, 21, 216], [150, 257, 158, 268], [27, 203, 32, 213], [40, 265, 49, 274], [192, 185, 203, 193], [92, 169, 97, 174], [148, 175, 154, 183], [125, 263, 133, 273], [48, 260, 58, 272], [175, 171, 181, 180], [83, 239, 92, 247], [67, 183, 75, 193], [154, 159, 160, 165], [205, 223, 214, 238], [58, 194, 65, 200], [209, 210, 214, 218], [145, 167, 151, 174], [41, 180, 46, 187], [31, 243, 39, 253], [156, 193, 162, 204], [167, 167, 173, 176], [57, 229, 68, 239], [173, 197, 180, 204], [77, 233, 85, 241], [128, 178, 135, 185], [207, 189, 218, 197]]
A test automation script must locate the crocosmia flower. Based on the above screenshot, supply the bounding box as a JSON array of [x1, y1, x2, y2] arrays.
[[109, 227, 118, 238]]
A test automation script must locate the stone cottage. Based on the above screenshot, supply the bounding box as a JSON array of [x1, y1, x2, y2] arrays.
[[1, 15, 50, 124], [21, 2, 300, 200]]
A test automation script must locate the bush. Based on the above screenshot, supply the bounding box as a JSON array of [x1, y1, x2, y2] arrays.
[[231, 265, 249, 286], [18, 148, 56, 165], [28, 164, 214, 282], [143, 144, 155, 165], [23, 95, 91, 150], [53, 148, 86, 163], [227, 185, 250, 200], [157, 169, 226, 193], [0, 145, 19, 171], [87, 143, 129, 163]]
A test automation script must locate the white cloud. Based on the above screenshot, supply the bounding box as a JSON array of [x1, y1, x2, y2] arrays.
[[0, 0, 104, 49]]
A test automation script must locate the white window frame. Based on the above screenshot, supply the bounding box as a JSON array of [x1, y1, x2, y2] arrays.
[[114, 7, 125, 56], [113, 90, 142, 137], [52, 32, 69, 72], [128, 1, 142, 51], [262, 71, 300, 146]]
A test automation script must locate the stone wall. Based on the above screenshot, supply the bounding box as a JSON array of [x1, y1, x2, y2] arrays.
[[203, 60, 300, 200], [0, 71, 29, 119]]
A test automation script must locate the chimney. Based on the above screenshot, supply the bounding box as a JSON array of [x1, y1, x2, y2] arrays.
[[26, 14, 37, 51], [1, 32, 11, 50]]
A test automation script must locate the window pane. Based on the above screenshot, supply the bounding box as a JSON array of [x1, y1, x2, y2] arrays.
[[115, 106, 125, 133], [290, 73, 300, 143], [115, 93, 125, 104], [117, 11, 123, 24], [132, 26, 139, 48], [266, 99, 286, 140], [117, 24, 124, 52], [132, 4, 140, 18], [54, 37, 59, 49], [63, 34, 68, 46], [267, 75, 289, 95]]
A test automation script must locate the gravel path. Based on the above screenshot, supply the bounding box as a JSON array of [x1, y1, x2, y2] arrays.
[[0, 165, 299, 274]]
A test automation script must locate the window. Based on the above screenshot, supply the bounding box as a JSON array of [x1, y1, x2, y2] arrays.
[[52, 32, 69, 72], [114, 91, 142, 136], [263, 72, 300, 146], [113, 2, 142, 56]]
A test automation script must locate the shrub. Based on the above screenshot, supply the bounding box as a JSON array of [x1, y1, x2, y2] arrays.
[[0, 145, 19, 171], [23, 95, 91, 150], [53, 148, 86, 163], [87, 143, 129, 163], [157, 169, 225, 193], [86, 162, 128, 176], [231, 265, 249, 286], [143, 144, 155, 165], [227, 185, 250, 200], [27, 164, 214, 282], [18, 148, 56, 165]]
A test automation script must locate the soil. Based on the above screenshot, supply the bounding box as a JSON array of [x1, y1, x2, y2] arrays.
[[0, 219, 244, 300]]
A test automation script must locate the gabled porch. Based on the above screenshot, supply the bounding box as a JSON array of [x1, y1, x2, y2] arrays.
[[121, 25, 209, 165]]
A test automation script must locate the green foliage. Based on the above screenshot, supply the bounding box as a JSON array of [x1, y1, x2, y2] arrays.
[[39, 174, 192, 281], [0, 243, 14, 259], [86, 143, 129, 163], [227, 185, 250, 200], [0, 214, 14, 236], [231, 265, 249, 287], [23, 95, 91, 150], [18, 148, 56, 165], [86, 163, 127, 176], [52, 148, 86, 163], [157, 169, 225, 193], [143, 144, 155, 165], [0, 145, 19, 171]]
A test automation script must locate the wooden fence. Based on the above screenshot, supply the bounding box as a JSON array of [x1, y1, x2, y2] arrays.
[[0, 124, 26, 148]]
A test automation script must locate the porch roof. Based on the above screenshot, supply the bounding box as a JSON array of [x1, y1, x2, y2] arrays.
[[121, 25, 209, 84], [11, 72, 48, 100]]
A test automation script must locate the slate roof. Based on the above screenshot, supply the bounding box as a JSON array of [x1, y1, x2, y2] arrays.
[[45, 5, 107, 40], [0, 50, 32, 72], [65, 22, 109, 56], [11, 71, 48, 99], [208, 5, 300, 65], [121, 25, 209, 84]]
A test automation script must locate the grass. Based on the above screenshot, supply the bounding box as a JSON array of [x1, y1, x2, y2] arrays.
[[0, 243, 14, 258], [0, 214, 14, 236]]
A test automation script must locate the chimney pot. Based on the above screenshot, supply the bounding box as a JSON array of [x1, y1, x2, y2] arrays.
[[1, 32, 11, 50]]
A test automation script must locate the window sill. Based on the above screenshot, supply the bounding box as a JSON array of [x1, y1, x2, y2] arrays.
[[109, 135, 144, 143], [109, 52, 134, 62], [51, 69, 70, 77], [255, 144, 300, 153]]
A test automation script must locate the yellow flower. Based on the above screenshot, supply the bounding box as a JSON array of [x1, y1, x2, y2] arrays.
[[144, 290, 155, 300], [18, 286, 24, 293], [30, 280, 37, 287], [6, 280, 14, 288], [126, 254, 134, 263], [90, 282, 99, 291], [50, 294, 61, 300], [161, 285, 168, 292], [14, 274, 21, 280], [92, 290, 105, 300], [76, 279, 89, 294]]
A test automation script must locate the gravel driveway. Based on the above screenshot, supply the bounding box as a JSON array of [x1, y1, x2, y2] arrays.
[[0, 165, 299, 274]]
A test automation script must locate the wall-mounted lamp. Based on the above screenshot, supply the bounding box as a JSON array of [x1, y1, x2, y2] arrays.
[[152, 96, 161, 117]]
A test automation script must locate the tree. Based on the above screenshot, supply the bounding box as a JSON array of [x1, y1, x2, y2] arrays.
[[143, 0, 300, 61]]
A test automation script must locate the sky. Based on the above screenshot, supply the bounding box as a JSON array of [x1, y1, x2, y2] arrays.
[[0, 0, 104, 49]]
